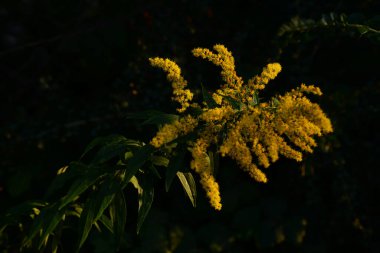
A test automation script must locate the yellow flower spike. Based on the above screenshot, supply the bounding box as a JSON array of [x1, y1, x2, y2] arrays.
[[200, 173, 222, 210], [190, 138, 210, 174], [212, 92, 223, 105], [192, 45, 243, 90], [247, 62, 282, 91], [299, 84, 322, 96], [247, 164, 268, 183], [149, 57, 193, 112], [252, 143, 270, 168], [150, 115, 198, 148], [199, 106, 235, 122]]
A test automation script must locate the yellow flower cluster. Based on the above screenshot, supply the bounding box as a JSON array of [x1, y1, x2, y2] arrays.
[[150, 115, 198, 148], [149, 57, 193, 112], [199, 106, 235, 122], [192, 44, 243, 90], [247, 63, 282, 91], [149, 44, 333, 210]]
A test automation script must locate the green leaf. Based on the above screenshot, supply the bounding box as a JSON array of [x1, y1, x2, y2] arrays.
[[58, 170, 102, 210], [5, 203, 40, 240], [356, 26, 369, 35], [224, 95, 244, 110], [52, 234, 59, 253], [176, 172, 197, 207], [132, 177, 155, 234], [109, 191, 127, 246], [81, 135, 127, 159], [252, 92, 259, 106], [77, 176, 121, 250], [1, 201, 47, 226], [37, 206, 65, 249], [149, 164, 162, 179], [165, 151, 185, 192], [45, 162, 88, 198], [92, 138, 143, 164], [23, 204, 64, 249], [99, 215, 113, 233], [272, 97, 280, 107], [151, 155, 170, 167], [120, 145, 155, 189], [77, 201, 96, 251], [201, 83, 218, 108]]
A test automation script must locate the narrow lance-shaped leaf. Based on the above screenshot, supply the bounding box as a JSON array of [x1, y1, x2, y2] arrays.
[[37, 207, 66, 250], [76, 200, 96, 252], [91, 138, 143, 164], [77, 176, 121, 250], [45, 162, 87, 198], [224, 95, 244, 110], [1, 201, 47, 229], [120, 144, 155, 189], [130, 177, 155, 234], [151, 155, 170, 167], [176, 172, 197, 207], [22, 204, 63, 249], [81, 135, 127, 159], [99, 215, 113, 233], [58, 172, 102, 210], [109, 191, 127, 247], [165, 151, 185, 192]]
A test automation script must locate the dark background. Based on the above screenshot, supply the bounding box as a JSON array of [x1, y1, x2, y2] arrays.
[[1, 0, 379, 252]]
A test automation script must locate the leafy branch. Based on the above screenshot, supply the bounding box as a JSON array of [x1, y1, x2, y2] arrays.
[[278, 13, 380, 40]]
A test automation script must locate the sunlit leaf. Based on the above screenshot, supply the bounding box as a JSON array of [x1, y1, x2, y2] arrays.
[[1, 201, 47, 227], [165, 151, 185, 192], [99, 214, 113, 233], [176, 172, 197, 207], [120, 144, 155, 189], [151, 155, 170, 167], [92, 138, 143, 164], [23, 204, 64, 250], [133, 177, 155, 234], [45, 162, 88, 198]]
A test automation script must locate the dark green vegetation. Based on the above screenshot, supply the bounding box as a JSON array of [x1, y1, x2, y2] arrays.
[[1, 1, 379, 252]]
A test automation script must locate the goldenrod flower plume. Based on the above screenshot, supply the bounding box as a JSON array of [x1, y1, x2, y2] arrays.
[[149, 44, 333, 211]]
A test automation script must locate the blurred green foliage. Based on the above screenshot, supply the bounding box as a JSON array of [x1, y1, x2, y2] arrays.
[[1, 0, 379, 252]]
